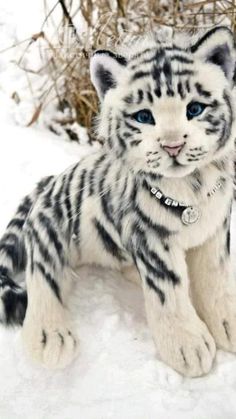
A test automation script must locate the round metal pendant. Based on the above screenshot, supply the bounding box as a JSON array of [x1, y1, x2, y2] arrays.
[[181, 206, 201, 225]]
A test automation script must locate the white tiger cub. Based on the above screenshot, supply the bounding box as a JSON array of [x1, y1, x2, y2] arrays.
[[0, 26, 236, 377]]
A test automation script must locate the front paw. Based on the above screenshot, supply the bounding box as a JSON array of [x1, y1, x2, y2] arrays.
[[153, 318, 216, 377], [22, 315, 79, 369], [203, 293, 236, 353]]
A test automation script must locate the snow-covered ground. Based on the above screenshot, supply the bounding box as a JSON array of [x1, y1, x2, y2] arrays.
[[1, 1, 236, 418]]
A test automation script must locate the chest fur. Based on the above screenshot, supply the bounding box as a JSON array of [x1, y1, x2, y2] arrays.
[[134, 166, 233, 250]]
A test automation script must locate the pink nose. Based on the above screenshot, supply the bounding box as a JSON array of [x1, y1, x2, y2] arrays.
[[162, 143, 184, 157]]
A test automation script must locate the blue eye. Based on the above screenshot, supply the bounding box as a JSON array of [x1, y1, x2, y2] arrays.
[[187, 102, 206, 119], [132, 109, 155, 125]]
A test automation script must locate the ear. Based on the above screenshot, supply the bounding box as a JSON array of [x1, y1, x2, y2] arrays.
[[191, 26, 236, 82], [90, 50, 127, 100]]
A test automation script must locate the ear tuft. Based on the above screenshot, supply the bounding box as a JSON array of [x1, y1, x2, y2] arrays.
[[90, 50, 127, 100], [191, 26, 235, 82]]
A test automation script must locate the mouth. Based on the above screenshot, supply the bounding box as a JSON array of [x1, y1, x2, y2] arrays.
[[171, 158, 184, 168], [159, 157, 193, 178]]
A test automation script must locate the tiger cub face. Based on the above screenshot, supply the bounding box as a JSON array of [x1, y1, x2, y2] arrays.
[[90, 27, 236, 178]]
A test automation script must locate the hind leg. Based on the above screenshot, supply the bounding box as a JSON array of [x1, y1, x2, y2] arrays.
[[22, 210, 78, 369], [22, 265, 78, 369]]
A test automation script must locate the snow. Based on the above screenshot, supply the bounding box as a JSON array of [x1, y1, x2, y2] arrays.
[[1, 1, 236, 418]]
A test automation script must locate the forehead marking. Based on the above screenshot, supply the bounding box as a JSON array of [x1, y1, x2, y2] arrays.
[[195, 82, 211, 98]]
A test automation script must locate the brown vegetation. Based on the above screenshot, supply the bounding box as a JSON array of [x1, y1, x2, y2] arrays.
[[3, 1, 236, 141]]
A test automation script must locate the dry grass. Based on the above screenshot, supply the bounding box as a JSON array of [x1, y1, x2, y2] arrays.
[[3, 0, 236, 141]]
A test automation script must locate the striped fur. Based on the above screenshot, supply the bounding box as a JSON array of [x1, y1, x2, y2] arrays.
[[1, 26, 236, 376]]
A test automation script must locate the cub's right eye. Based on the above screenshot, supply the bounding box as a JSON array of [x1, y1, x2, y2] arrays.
[[132, 109, 155, 125]]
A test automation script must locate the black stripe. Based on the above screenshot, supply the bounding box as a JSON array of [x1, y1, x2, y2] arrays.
[[163, 59, 174, 96], [131, 71, 151, 81], [25, 230, 33, 274], [94, 218, 125, 261], [226, 228, 230, 254], [7, 217, 25, 230], [107, 112, 113, 149], [100, 189, 116, 226], [0, 232, 26, 271], [130, 140, 142, 147], [152, 65, 162, 98], [147, 91, 154, 103], [53, 175, 66, 222], [115, 118, 126, 151], [138, 170, 162, 182], [154, 87, 161, 98], [189, 169, 202, 192], [133, 226, 180, 285], [35, 261, 62, 303], [129, 48, 154, 62], [173, 69, 194, 76], [89, 154, 107, 196], [137, 248, 166, 280], [134, 203, 171, 239], [0, 243, 19, 267], [131, 48, 165, 71], [195, 82, 211, 98], [73, 169, 87, 241], [64, 165, 77, 235], [1, 288, 27, 325], [203, 114, 221, 126], [118, 176, 128, 202], [0, 265, 10, 277], [123, 94, 134, 104], [130, 54, 156, 69], [124, 120, 141, 134], [17, 197, 33, 216], [122, 132, 132, 139], [177, 81, 185, 99], [137, 89, 144, 104], [217, 91, 233, 148], [170, 55, 193, 64], [2, 232, 20, 243], [164, 45, 184, 52], [98, 163, 111, 194], [88, 169, 95, 196], [185, 80, 190, 93], [26, 220, 55, 266], [43, 180, 56, 209], [37, 213, 64, 262], [146, 276, 165, 304], [93, 154, 107, 169], [205, 127, 219, 135], [37, 176, 54, 194]]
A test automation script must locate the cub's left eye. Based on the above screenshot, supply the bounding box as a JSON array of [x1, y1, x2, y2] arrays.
[[187, 102, 207, 119], [132, 109, 155, 125]]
